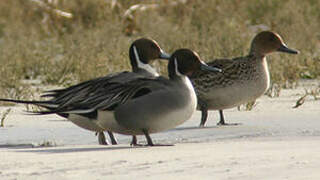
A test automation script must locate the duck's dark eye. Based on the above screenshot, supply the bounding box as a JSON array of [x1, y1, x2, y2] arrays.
[[269, 35, 276, 42]]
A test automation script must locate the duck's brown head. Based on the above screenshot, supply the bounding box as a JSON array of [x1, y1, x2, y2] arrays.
[[249, 31, 299, 57], [129, 38, 170, 73], [168, 49, 221, 79]]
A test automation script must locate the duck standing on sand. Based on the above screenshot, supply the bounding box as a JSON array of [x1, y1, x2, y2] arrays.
[[0, 38, 170, 145], [190, 31, 299, 126], [7, 49, 221, 146]]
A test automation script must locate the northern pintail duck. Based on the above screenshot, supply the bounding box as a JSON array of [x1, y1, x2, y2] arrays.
[[0, 38, 170, 145], [190, 31, 299, 126], [19, 49, 221, 146]]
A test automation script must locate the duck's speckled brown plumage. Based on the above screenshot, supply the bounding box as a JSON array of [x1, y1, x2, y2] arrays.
[[190, 31, 299, 126], [192, 55, 269, 109], [192, 55, 258, 89]]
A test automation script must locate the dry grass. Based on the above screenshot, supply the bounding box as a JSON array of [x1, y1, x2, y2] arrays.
[[0, 0, 319, 101]]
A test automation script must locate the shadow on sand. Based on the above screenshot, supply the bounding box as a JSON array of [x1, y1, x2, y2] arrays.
[[8, 143, 175, 154], [0, 144, 34, 149], [170, 125, 218, 132], [1, 126, 220, 154], [13, 145, 150, 154], [25, 146, 144, 153]]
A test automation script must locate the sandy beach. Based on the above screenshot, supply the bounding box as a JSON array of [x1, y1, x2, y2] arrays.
[[1, 81, 319, 180]]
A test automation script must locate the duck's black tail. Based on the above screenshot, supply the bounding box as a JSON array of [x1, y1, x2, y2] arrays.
[[0, 98, 70, 118], [0, 98, 58, 109]]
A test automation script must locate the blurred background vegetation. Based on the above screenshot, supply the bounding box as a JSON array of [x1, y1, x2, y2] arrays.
[[0, 0, 319, 100]]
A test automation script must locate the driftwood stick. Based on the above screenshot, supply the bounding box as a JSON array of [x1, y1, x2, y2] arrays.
[[29, 0, 73, 18]]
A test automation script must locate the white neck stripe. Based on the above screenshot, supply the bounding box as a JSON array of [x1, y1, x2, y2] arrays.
[[174, 58, 183, 77], [133, 45, 159, 76]]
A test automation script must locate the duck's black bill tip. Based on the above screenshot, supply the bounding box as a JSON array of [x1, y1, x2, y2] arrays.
[[200, 63, 222, 73], [159, 50, 171, 60], [278, 44, 299, 54]]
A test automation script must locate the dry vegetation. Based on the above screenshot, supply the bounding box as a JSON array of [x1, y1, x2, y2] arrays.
[[0, 0, 319, 100]]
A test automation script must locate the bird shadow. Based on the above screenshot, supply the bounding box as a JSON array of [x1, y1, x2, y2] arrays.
[[170, 125, 218, 131], [0, 144, 34, 149], [48, 119, 69, 122], [14, 145, 148, 154]]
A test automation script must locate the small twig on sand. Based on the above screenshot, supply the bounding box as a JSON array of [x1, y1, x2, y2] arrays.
[[293, 94, 308, 108], [237, 100, 257, 111], [293, 88, 320, 108], [1, 108, 12, 127]]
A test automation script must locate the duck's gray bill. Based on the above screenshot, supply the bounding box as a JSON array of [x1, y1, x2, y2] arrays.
[[278, 44, 299, 54], [200, 62, 222, 73], [159, 49, 171, 59]]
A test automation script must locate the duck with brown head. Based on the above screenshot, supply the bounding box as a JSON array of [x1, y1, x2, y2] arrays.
[[190, 31, 299, 127], [19, 49, 221, 146], [0, 38, 170, 146], [97, 49, 221, 146]]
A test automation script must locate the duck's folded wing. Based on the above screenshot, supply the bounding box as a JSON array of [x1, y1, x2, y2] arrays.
[[42, 71, 130, 98], [207, 58, 235, 69], [36, 77, 169, 117], [42, 71, 150, 108], [73, 77, 169, 111]]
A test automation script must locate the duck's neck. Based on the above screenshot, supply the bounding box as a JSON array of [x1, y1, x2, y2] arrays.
[[132, 63, 159, 77], [245, 53, 267, 69], [129, 45, 159, 76], [169, 74, 188, 82], [135, 68, 159, 77], [170, 74, 195, 93], [249, 47, 266, 60]]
